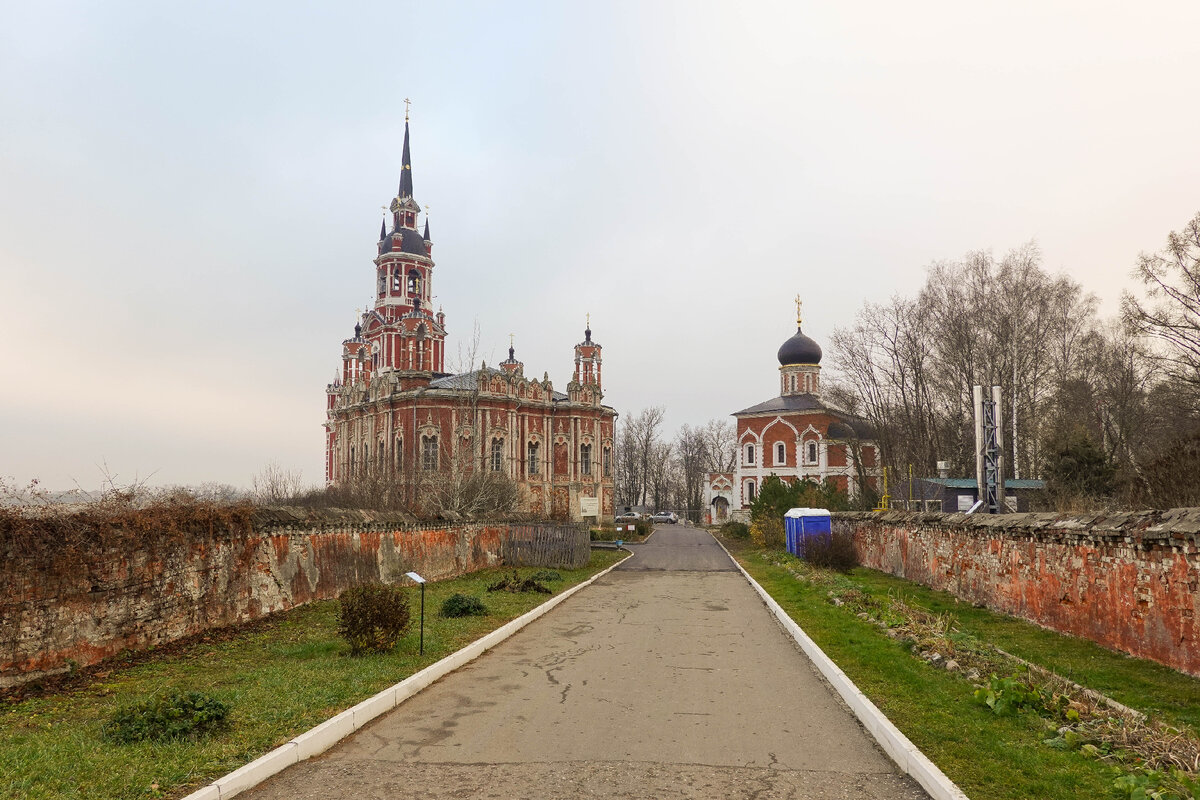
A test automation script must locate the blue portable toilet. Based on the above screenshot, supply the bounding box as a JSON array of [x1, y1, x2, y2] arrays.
[[783, 508, 805, 555], [785, 507, 832, 558]]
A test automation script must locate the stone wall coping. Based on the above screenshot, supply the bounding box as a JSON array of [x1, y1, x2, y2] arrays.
[[833, 508, 1200, 542]]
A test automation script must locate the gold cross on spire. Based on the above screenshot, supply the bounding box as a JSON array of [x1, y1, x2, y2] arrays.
[[509, 333, 515, 348], [586, 312, 590, 328], [404, 97, 411, 122], [795, 294, 803, 326]]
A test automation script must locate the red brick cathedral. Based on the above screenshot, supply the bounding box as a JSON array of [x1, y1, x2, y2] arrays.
[[324, 119, 617, 521], [703, 302, 880, 523]]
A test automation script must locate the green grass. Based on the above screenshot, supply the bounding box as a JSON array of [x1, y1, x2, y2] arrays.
[[846, 568, 1200, 732], [732, 547, 1200, 800], [0, 552, 625, 800]]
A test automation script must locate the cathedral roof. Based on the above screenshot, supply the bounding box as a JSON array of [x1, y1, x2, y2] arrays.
[[777, 326, 822, 366], [380, 227, 430, 256], [430, 369, 570, 401], [733, 394, 825, 415]]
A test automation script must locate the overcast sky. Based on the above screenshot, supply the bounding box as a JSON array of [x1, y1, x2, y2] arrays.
[[3, 1, 1199, 491]]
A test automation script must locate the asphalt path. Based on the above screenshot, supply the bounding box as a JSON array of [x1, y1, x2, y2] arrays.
[[241, 526, 929, 799]]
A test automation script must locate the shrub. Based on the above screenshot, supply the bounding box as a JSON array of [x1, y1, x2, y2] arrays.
[[529, 569, 562, 583], [103, 691, 230, 743], [803, 532, 860, 572], [633, 519, 653, 538], [440, 593, 488, 618], [487, 571, 552, 594], [721, 520, 750, 539], [337, 583, 412, 655], [749, 516, 784, 548]]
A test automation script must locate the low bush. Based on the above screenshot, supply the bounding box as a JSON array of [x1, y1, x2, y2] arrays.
[[103, 691, 230, 743], [750, 516, 784, 548], [440, 593, 488, 618], [337, 583, 412, 655], [803, 532, 860, 572], [721, 520, 750, 539], [487, 571, 552, 594], [634, 519, 654, 537], [529, 569, 562, 583]]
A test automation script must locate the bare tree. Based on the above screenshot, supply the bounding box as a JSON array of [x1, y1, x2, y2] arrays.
[[1123, 211, 1200, 391]]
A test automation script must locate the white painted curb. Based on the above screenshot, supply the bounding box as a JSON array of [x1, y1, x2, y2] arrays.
[[182, 551, 631, 800], [713, 537, 970, 800]]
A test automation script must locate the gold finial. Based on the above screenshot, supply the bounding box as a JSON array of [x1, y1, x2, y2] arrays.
[[509, 333, 515, 348], [795, 294, 803, 326], [404, 97, 411, 122], [586, 312, 590, 328]]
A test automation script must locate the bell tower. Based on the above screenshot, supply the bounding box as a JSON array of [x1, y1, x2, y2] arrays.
[[363, 103, 446, 376], [778, 297, 822, 397], [569, 316, 603, 403]]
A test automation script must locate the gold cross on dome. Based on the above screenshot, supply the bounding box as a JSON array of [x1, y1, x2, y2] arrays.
[[509, 333, 515, 348], [586, 312, 590, 328], [404, 97, 411, 121], [795, 295, 803, 326]]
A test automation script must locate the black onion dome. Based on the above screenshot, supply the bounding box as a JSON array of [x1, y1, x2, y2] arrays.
[[777, 326, 822, 366], [380, 227, 429, 256]]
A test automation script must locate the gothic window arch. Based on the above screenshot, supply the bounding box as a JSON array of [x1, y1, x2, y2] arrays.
[[746, 480, 757, 502], [745, 443, 755, 465], [580, 443, 592, 476], [491, 438, 504, 472], [527, 441, 540, 475], [392, 267, 402, 293], [807, 441, 818, 464], [603, 446, 612, 477], [395, 436, 403, 471], [407, 269, 421, 296], [775, 442, 786, 465]]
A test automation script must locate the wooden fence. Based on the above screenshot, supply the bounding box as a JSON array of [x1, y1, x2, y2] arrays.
[[501, 523, 591, 569]]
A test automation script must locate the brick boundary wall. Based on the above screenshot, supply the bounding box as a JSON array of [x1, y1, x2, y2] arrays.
[[1, 508, 576, 688], [835, 508, 1200, 676]]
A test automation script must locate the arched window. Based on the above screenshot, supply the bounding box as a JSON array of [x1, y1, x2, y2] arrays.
[[790, 375, 796, 393], [407, 269, 421, 296], [349, 446, 355, 476], [421, 435, 438, 470], [745, 444, 755, 465], [363, 443, 369, 472], [377, 271, 386, 296], [580, 443, 592, 476], [747, 480, 757, 502], [395, 437, 403, 471], [807, 441, 818, 464], [491, 439, 503, 472], [392, 268, 402, 293], [527, 441, 540, 475], [775, 442, 786, 465], [603, 447, 612, 477]]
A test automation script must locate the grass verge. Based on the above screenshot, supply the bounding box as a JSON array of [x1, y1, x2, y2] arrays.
[[727, 541, 1200, 800], [0, 551, 625, 800]]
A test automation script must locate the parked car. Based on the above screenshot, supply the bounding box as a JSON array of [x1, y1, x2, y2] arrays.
[[615, 511, 641, 523], [650, 511, 678, 524]]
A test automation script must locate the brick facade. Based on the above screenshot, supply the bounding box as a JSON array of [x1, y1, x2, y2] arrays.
[[704, 307, 879, 522], [324, 119, 616, 521]]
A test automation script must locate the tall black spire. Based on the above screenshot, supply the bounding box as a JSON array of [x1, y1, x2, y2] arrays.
[[423, 216, 430, 241], [398, 119, 413, 199], [379, 218, 387, 241]]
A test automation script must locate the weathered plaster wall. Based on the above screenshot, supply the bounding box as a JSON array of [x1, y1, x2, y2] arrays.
[[1, 508, 509, 688], [836, 509, 1200, 675]]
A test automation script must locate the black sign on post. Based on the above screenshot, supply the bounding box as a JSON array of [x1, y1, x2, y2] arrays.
[[405, 572, 426, 655]]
